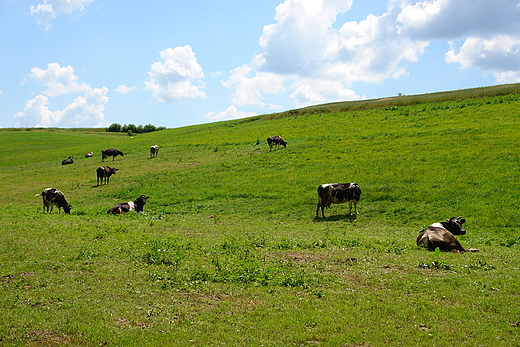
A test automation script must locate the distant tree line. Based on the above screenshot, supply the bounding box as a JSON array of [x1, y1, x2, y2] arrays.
[[107, 123, 166, 135]]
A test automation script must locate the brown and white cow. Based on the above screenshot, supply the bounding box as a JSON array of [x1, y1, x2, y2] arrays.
[[85, 152, 93, 158], [316, 183, 361, 218], [150, 145, 159, 158], [34, 188, 72, 214], [416, 216, 479, 253], [107, 195, 149, 214], [267, 136, 287, 151], [102, 148, 124, 161], [96, 166, 118, 185]]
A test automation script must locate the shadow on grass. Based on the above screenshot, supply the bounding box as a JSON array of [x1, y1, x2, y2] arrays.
[[313, 214, 358, 222]]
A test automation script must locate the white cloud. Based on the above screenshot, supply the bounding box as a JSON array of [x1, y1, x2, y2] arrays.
[[222, 65, 286, 107], [14, 87, 109, 128], [222, 0, 427, 109], [144, 46, 206, 103], [289, 79, 360, 108], [446, 36, 520, 83], [31, 0, 94, 30], [115, 84, 137, 94], [203, 105, 257, 121], [29, 63, 91, 96]]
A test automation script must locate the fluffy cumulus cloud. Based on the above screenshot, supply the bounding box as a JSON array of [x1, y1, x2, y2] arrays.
[[222, 0, 520, 111], [114, 84, 137, 94], [203, 105, 257, 121], [396, 0, 520, 82], [14, 63, 109, 127], [144, 46, 206, 103], [15, 87, 108, 128], [31, 0, 94, 30], [29, 63, 91, 96]]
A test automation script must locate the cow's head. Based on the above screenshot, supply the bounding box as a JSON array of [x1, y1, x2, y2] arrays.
[[111, 167, 118, 174], [63, 204, 72, 214], [443, 216, 466, 235]]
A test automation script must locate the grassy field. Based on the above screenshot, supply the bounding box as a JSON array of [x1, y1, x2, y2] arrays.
[[1, 84, 520, 346]]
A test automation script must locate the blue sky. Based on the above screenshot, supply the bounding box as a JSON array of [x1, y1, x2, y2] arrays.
[[1, 0, 519, 129]]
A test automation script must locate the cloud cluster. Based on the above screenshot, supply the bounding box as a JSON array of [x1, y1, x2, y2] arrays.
[[15, 63, 108, 128], [144, 46, 206, 103], [221, 0, 520, 113], [31, 0, 94, 30]]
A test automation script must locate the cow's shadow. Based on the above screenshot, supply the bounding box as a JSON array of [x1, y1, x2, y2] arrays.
[[313, 214, 358, 222]]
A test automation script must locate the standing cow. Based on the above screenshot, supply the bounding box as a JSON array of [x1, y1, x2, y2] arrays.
[[267, 136, 287, 151], [417, 217, 479, 253], [102, 148, 124, 161], [107, 195, 149, 214], [316, 183, 361, 218], [97, 166, 118, 185], [34, 188, 72, 214], [62, 156, 74, 165], [150, 145, 159, 158]]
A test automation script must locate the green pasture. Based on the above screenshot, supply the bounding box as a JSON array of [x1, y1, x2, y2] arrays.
[[1, 85, 520, 346]]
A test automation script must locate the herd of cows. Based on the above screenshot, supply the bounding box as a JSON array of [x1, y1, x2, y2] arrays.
[[38, 138, 479, 254]]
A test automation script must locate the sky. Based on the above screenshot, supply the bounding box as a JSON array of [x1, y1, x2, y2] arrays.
[[1, 0, 520, 129]]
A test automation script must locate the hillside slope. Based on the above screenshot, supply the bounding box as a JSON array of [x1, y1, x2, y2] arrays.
[[0, 85, 519, 346]]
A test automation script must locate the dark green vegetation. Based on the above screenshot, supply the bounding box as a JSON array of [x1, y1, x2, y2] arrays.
[[1, 84, 520, 346]]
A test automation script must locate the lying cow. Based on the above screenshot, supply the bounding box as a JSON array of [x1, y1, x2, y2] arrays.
[[267, 136, 287, 151], [85, 152, 93, 158], [150, 145, 159, 158], [34, 188, 72, 214], [62, 156, 73, 165], [97, 166, 118, 185], [416, 216, 479, 253], [107, 195, 149, 214], [102, 148, 124, 161], [316, 183, 361, 218]]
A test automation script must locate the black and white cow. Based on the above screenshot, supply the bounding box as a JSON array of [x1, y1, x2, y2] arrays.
[[316, 183, 361, 218], [107, 195, 149, 214], [85, 152, 93, 158], [267, 136, 287, 151], [102, 148, 124, 161], [150, 145, 159, 158], [417, 216, 479, 253], [62, 156, 74, 165], [96, 166, 118, 185], [34, 188, 72, 214]]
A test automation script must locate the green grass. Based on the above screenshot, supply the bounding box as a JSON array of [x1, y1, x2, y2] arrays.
[[1, 85, 520, 346]]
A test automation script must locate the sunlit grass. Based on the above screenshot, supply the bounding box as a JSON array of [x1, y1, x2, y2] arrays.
[[1, 86, 520, 345]]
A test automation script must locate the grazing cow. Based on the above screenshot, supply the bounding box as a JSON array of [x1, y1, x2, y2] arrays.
[[62, 156, 73, 165], [417, 216, 479, 253], [316, 183, 361, 218], [34, 188, 72, 214], [150, 145, 159, 158], [85, 152, 93, 158], [107, 195, 149, 214], [267, 136, 287, 151], [96, 166, 118, 185], [102, 148, 124, 161]]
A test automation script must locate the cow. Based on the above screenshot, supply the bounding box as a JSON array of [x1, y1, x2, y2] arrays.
[[150, 145, 159, 158], [34, 188, 72, 214], [267, 136, 287, 151], [96, 166, 118, 185], [62, 156, 73, 165], [416, 216, 479, 253], [107, 195, 149, 214], [85, 152, 93, 158], [316, 183, 361, 218], [102, 148, 124, 161]]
